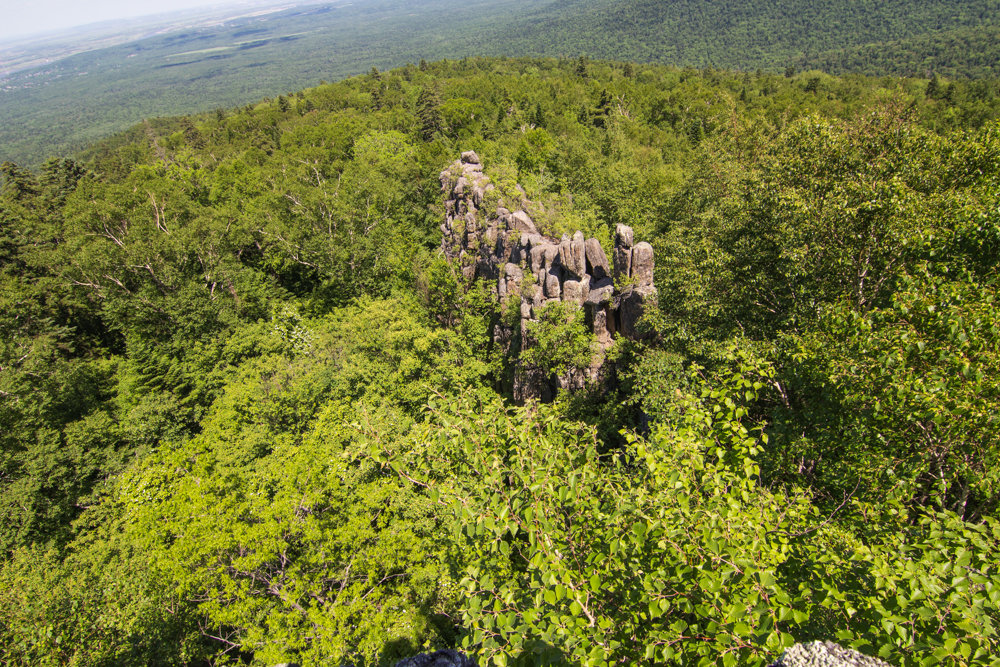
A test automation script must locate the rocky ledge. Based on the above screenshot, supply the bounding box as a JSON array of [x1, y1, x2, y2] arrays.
[[439, 151, 657, 400], [769, 641, 892, 667]]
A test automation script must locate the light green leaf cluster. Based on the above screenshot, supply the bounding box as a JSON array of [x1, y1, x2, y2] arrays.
[[522, 301, 598, 379], [372, 348, 1000, 666]]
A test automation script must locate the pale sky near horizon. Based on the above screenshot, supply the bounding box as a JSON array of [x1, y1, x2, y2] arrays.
[[1, 0, 260, 42]]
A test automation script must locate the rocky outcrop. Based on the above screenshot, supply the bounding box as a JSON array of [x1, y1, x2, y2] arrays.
[[394, 650, 478, 667], [769, 642, 891, 667], [440, 151, 657, 401], [276, 649, 476, 667]]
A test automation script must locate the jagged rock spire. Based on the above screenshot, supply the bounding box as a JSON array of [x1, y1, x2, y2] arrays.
[[440, 152, 657, 400]]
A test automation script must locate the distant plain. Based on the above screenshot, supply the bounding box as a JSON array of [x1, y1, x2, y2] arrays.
[[1, 0, 998, 166]]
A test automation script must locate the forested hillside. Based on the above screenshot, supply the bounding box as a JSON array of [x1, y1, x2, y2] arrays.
[[795, 25, 1000, 79], [2, 58, 1000, 665], [0, 0, 537, 167], [487, 0, 1000, 72], [3, 0, 999, 166]]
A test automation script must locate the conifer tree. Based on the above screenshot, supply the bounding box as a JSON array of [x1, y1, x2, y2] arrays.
[[926, 74, 941, 98], [688, 118, 704, 143], [0, 162, 38, 200], [417, 87, 444, 140], [532, 102, 545, 128], [592, 89, 612, 128], [181, 119, 205, 148]]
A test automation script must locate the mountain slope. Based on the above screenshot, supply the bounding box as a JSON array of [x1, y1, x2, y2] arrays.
[[483, 0, 1000, 70], [796, 25, 1000, 78], [0, 0, 535, 166], [2, 0, 998, 166]]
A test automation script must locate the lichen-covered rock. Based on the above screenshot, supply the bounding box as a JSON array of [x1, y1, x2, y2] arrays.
[[472, 183, 486, 206], [498, 262, 523, 300], [438, 152, 657, 401], [613, 223, 633, 280], [769, 642, 892, 667], [614, 222, 634, 248], [544, 270, 561, 298], [590, 304, 615, 345], [585, 237, 611, 280], [510, 210, 538, 234], [618, 286, 644, 338], [562, 279, 584, 304], [585, 277, 615, 306], [529, 245, 547, 273], [394, 649, 478, 667], [631, 241, 655, 289], [558, 233, 588, 280], [569, 231, 588, 279]]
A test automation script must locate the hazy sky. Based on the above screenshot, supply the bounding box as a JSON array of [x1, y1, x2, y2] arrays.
[[2, 0, 256, 41]]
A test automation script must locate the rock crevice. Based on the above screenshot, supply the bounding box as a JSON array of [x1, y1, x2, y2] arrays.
[[439, 151, 656, 400]]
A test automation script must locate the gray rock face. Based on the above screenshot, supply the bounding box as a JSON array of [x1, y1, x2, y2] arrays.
[[499, 263, 523, 300], [559, 234, 588, 280], [562, 280, 584, 304], [613, 223, 633, 281], [272, 649, 478, 667], [618, 287, 644, 339], [590, 304, 615, 345], [472, 183, 486, 206], [769, 642, 891, 667], [544, 270, 561, 299], [614, 223, 634, 248], [585, 277, 614, 306], [631, 241, 655, 289], [585, 237, 611, 280], [530, 245, 547, 273], [510, 210, 538, 235], [394, 649, 478, 667], [439, 152, 657, 401]]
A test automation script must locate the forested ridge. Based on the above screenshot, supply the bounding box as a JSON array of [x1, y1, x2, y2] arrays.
[[794, 25, 1000, 79], [489, 0, 1000, 73], [3, 0, 1000, 167], [2, 57, 1000, 665]]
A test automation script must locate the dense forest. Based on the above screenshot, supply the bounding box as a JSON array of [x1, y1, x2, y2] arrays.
[[0, 0, 536, 167], [2, 57, 1000, 665], [487, 0, 1000, 73], [3, 0, 1000, 167], [794, 25, 1000, 79]]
